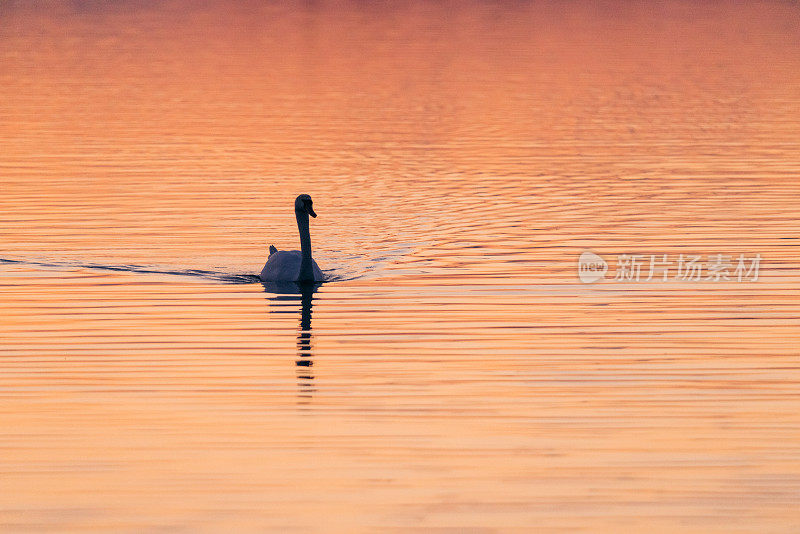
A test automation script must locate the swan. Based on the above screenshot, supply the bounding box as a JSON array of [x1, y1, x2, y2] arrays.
[[259, 194, 324, 283]]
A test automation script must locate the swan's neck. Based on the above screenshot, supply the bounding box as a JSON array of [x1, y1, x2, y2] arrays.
[[296, 210, 314, 282]]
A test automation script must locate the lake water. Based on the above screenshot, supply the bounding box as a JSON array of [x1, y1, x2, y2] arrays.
[[2, 1, 800, 531]]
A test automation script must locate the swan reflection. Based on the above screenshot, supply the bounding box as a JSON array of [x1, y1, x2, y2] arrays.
[[262, 281, 320, 403]]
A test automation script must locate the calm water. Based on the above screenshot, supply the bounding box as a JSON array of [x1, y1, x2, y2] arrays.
[[2, 1, 800, 531]]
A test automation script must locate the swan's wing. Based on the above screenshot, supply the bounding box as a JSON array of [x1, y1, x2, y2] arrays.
[[260, 250, 302, 282]]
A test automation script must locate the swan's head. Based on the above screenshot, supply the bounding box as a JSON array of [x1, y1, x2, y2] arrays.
[[295, 194, 316, 218]]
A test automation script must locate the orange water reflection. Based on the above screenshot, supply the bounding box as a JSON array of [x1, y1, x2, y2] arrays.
[[1, 1, 800, 532]]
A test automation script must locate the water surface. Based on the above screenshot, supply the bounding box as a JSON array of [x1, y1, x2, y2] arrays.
[[2, 1, 800, 532]]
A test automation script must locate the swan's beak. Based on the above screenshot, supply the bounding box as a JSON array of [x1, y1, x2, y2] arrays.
[[308, 206, 317, 218]]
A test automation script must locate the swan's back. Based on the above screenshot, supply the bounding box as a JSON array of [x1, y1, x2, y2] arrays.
[[260, 250, 323, 282]]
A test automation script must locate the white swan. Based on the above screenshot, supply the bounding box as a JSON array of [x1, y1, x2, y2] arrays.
[[259, 194, 324, 283]]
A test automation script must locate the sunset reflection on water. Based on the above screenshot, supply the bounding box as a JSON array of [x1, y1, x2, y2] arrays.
[[1, 1, 800, 532]]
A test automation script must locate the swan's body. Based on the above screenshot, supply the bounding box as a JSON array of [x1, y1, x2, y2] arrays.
[[259, 194, 324, 283], [261, 250, 323, 282]]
